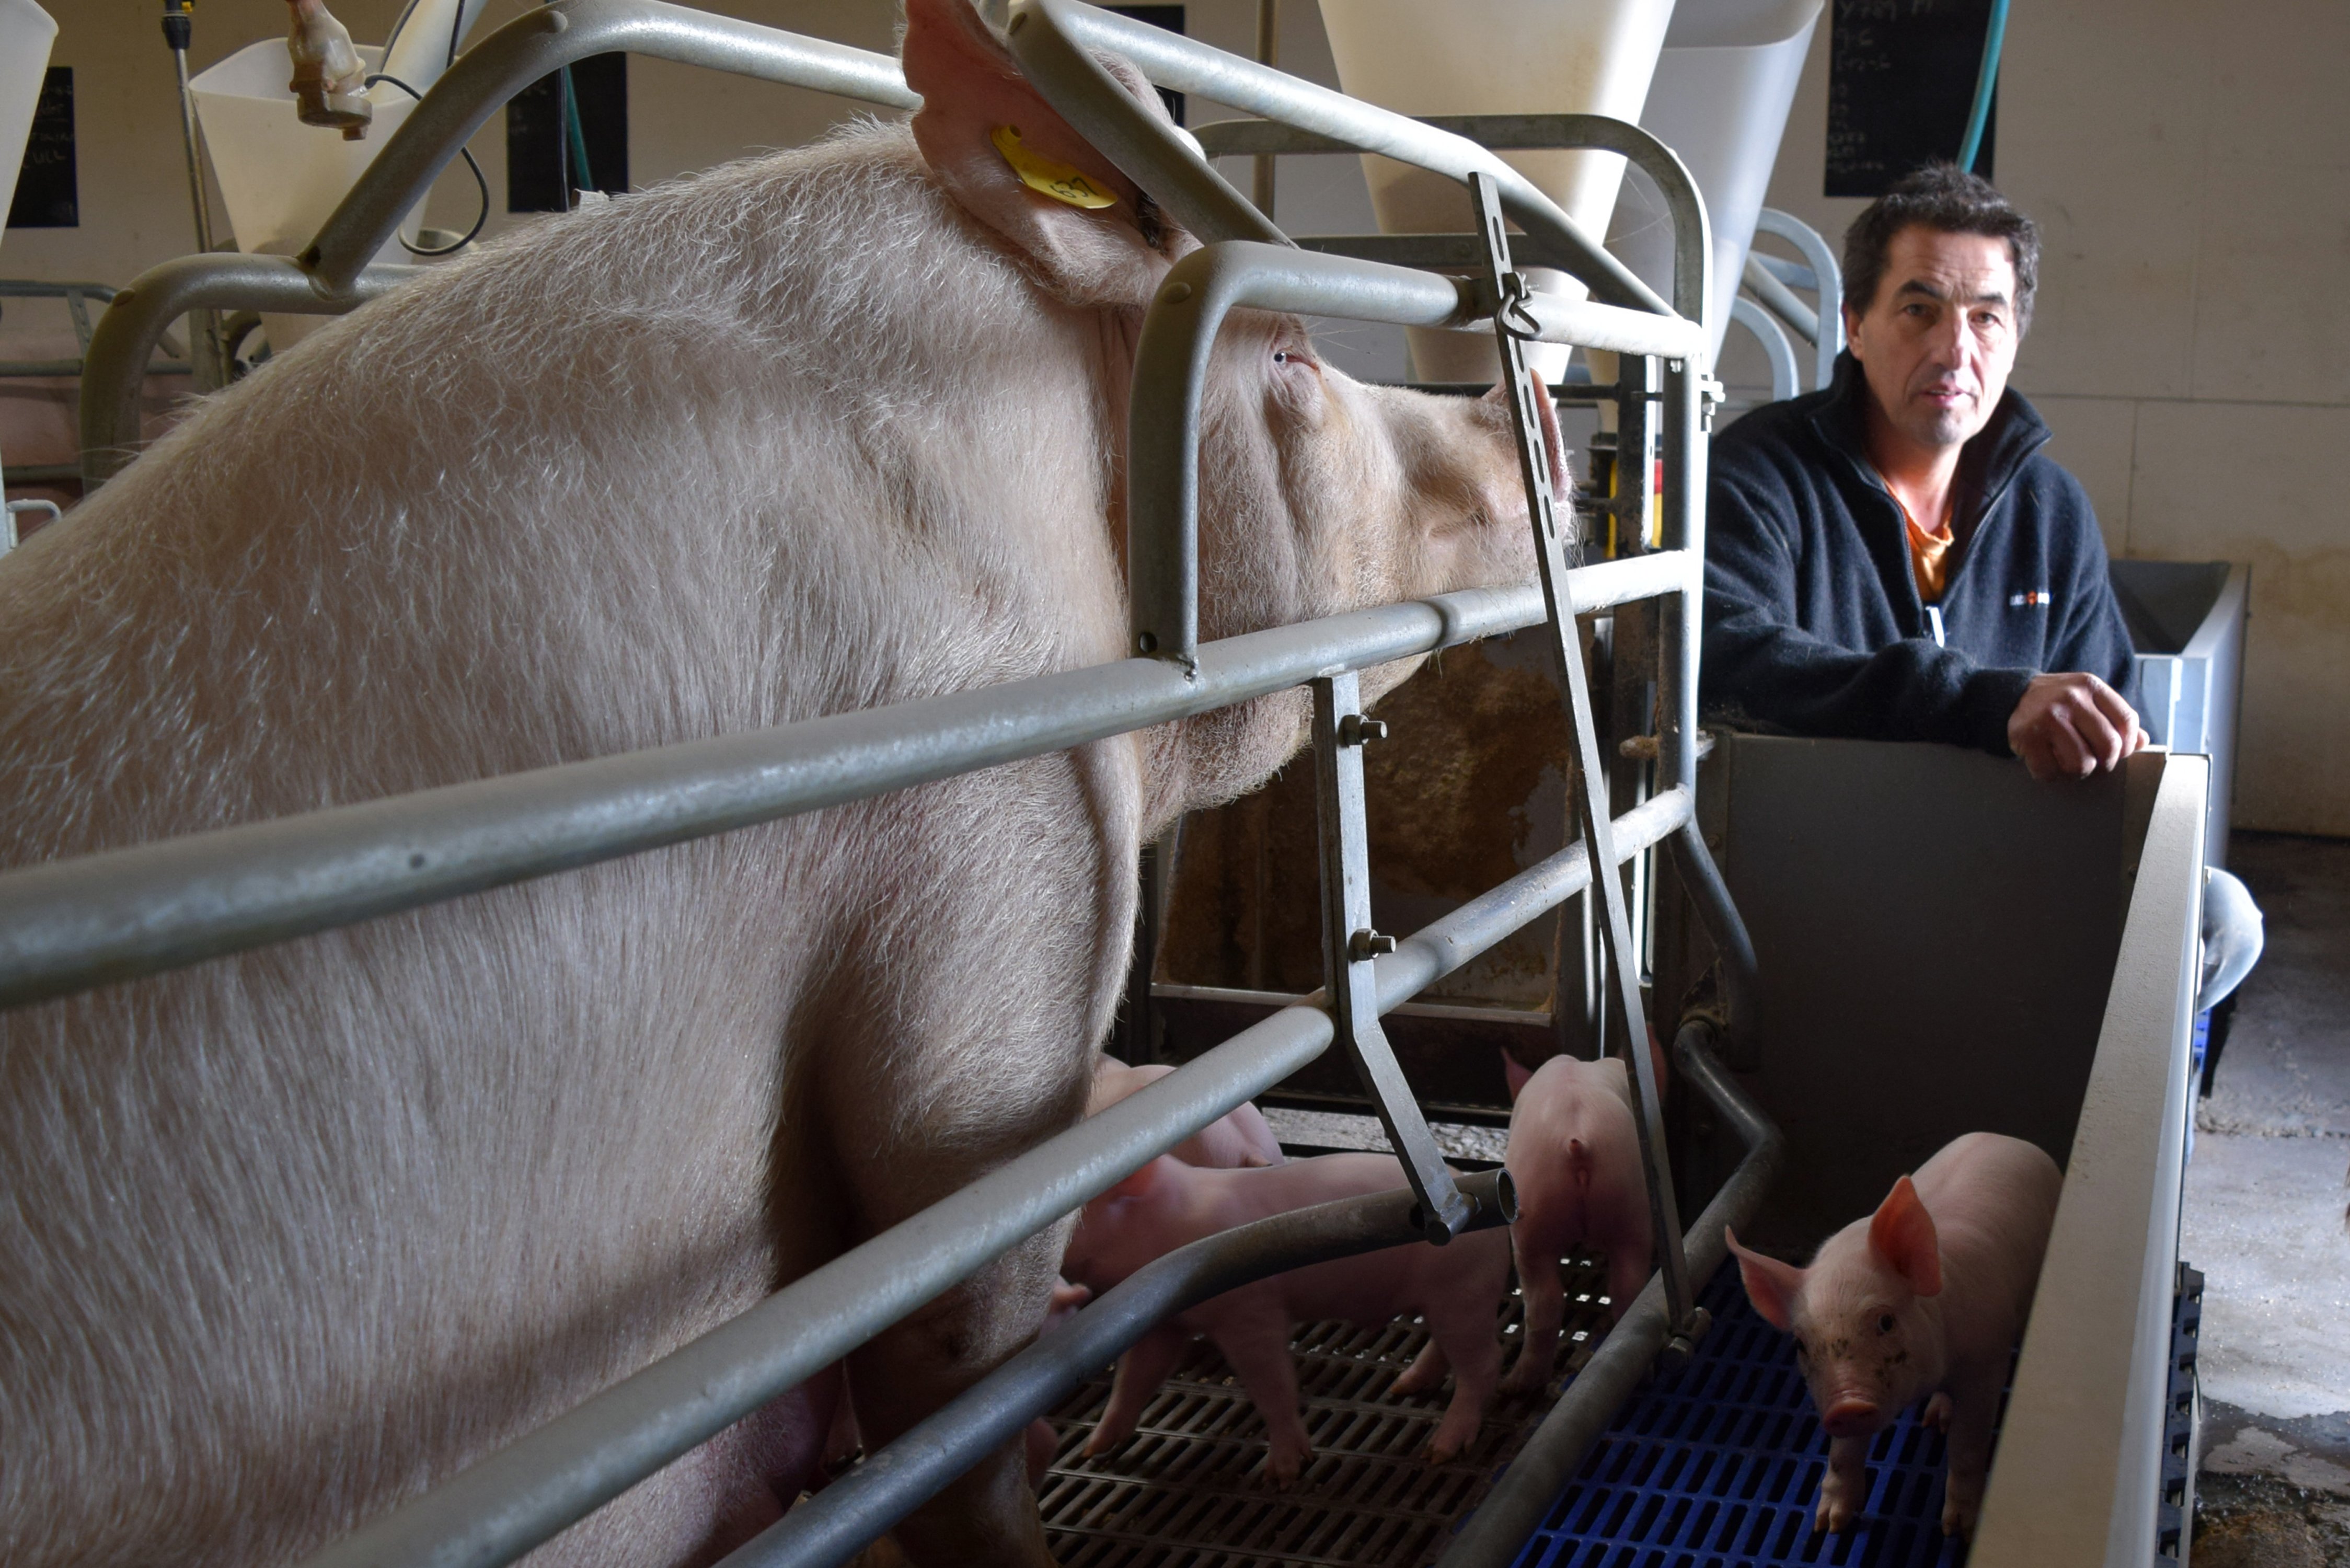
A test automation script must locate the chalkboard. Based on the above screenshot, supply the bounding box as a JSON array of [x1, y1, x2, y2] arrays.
[[7, 67, 77, 229], [1826, 0, 1997, 199], [505, 53, 627, 214]]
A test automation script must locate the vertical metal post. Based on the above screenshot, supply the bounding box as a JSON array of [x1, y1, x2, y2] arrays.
[[163, 0, 225, 390], [1613, 353, 1656, 557], [1124, 838, 1162, 1064], [1312, 672, 1472, 1243], [1250, 0, 1277, 218], [1470, 171, 1694, 1335]]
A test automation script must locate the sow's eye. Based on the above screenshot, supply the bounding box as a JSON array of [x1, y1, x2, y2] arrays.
[[1877, 1313, 1897, 1334]]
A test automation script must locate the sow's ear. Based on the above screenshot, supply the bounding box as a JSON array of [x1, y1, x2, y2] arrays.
[[1868, 1174, 1944, 1297], [904, 0, 1192, 306], [1726, 1227, 1804, 1332]]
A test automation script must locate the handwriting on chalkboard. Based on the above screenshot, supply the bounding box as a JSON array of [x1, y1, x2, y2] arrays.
[[8, 67, 77, 229], [1827, 0, 1996, 198]]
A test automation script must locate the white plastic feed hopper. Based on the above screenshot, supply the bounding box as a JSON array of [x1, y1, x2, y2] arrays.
[[0, 0, 59, 253], [188, 41, 425, 350], [1619, 0, 1822, 363], [1318, 0, 1678, 383]]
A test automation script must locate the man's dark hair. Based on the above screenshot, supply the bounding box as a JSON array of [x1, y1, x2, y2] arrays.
[[1841, 164, 2041, 332]]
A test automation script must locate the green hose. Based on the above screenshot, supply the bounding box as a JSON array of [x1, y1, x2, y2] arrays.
[[560, 65, 595, 194], [1956, 0, 2009, 174]]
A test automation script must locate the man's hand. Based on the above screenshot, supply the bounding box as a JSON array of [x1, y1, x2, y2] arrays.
[[2008, 672, 2147, 780]]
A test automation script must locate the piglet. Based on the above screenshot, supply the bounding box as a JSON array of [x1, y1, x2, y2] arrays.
[[1498, 1051, 1654, 1393], [1727, 1131, 2061, 1538], [1089, 1058, 1285, 1169], [1061, 1152, 1510, 1486]]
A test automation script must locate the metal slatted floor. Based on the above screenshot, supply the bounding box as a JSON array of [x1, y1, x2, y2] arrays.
[[1039, 1261, 1618, 1567]]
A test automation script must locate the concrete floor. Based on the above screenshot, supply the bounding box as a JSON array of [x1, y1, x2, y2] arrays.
[[2180, 832, 2350, 1562]]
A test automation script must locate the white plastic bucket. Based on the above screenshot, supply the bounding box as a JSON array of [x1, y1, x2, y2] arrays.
[[190, 40, 424, 350], [1318, 0, 1678, 382], [0, 0, 58, 250], [1616, 0, 1822, 364]]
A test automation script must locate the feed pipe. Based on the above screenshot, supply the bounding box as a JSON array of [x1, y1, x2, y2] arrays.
[[292, 788, 1691, 1568], [1004, 0, 1671, 319], [77, 0, 914, 487], [1435, 1020, 1785, 1568], [0, 558, 1702, 1012], [724, 1169, 1517, 1568], [1126, 241, 1702, 667], [78, 257, 422, 485]]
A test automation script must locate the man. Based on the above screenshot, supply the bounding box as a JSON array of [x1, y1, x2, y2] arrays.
[[1702, 165, 2144, 781]]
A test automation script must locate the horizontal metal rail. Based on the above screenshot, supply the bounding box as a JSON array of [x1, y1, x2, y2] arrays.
[[77, 0, 914, 488], [1127, 242, 1702, 667], [1435, 1021, 1785, 1567], [79, 259, 423, 485], [729, 1169, 1516, 1568], [0, 558, 1703, 1013], [1005, 0, 1669, 318], [305, 0, 916, 291], [290, 787, 1690, 1568]]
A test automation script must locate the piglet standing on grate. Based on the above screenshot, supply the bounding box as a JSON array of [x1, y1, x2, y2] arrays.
[[1497, 1048, 1656, 1394], [1727, 1131, 2062, 1538], [0, 0, 1554, 1562], [1061, 1152, 1512, 1487]]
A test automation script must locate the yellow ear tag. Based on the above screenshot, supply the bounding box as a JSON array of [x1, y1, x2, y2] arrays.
[[991, 124, 1118, 210]]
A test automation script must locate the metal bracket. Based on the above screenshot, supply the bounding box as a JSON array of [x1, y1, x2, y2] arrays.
[[1471, 170, 1696, 1335], [1311, 671, 1474, 1244]]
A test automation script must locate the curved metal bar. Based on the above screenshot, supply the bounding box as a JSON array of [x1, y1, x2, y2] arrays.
[[1730, 295, 1799, 402], [78, 257, 423, 487], [725, 1169, 1516, 1568], [306, 0, 915, 293], [1126, 241, 1700, 668], [1434, 1022, 1785, 1567], [1753, 206, 1843, 388], [289, 788, 1671, 1568], [1007, 0, 1672, 318]]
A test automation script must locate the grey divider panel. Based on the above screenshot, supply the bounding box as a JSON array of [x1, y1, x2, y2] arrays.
[[2110, 559, 2249, 870], [1656, 734, 2148, 1253]]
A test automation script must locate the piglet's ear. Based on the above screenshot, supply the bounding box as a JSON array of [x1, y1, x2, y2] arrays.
[[1501, 1050, 1534, 1103], [904, 0, 1189, 306], [1868, 1174, 1944, 1297], [1726, 1227, 1804, 1332]]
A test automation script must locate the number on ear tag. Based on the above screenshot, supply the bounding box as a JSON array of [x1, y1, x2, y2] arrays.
[[991, 124, 1118, 210]]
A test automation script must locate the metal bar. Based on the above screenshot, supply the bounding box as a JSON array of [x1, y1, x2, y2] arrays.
[[1742, 252, 1819, 347], [79, 257, 423, 486], [1473, 170, 1691, 1334], [1250, 0, 1276, 217], [727, 1168, 1514, 1568], [1007, 0, 1671, 317], [306, 0, 915, 292], [1731, 295, 1800, 403], [1435, 1021, 1784, 1568], [289, 786, 1683, 1568], [168, 22, 226, 391], [1753, 207, 1843, 388], [1126, 240, 1695, 669], [1188, 113, 1708, 330], [1312, 672, 1470, 1240], [0, 562, 1690, 1013]]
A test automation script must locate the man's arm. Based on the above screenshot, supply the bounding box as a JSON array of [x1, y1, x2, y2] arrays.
[[1701, 472, 2033, 753], [2002, 474, 2147, 780]]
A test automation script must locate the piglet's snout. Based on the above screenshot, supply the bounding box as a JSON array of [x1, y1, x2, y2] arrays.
[[1819, 1398, 1882, 1438]]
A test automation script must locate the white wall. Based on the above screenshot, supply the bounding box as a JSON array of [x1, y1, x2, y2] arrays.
[[1754, 0, 2350, 837]]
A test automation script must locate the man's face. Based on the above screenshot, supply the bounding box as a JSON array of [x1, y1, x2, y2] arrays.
[[1843, 225, 2022, 458]]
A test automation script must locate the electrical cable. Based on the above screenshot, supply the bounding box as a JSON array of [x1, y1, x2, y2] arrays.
[[1956, 0, 2009, 174], [363, 73, 490, 256]]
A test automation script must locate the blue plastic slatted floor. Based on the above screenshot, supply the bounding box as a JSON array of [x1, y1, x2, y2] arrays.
[[1505, 1260, 1971, 1568]]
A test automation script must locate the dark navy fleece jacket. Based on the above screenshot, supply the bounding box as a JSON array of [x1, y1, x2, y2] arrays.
[[1700, 352, 2138, 757]]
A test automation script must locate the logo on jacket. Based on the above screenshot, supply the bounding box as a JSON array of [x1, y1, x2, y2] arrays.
[[2009, 590, 2054, 608]]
